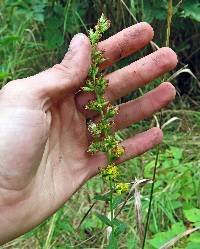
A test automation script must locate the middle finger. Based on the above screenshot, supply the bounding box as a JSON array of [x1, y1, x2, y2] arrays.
[[76, 47, 177, 117]]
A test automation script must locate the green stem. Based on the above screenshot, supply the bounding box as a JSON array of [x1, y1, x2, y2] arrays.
[[43, 212, 59, 249], [94, 59, 115, 238], [109, 178, 114, 222], [86, 17, 120, 247], [166, 0, 173, 47], [141, 147, 160, 249], [142, 111, 163, 248], [109, 177, 114, 242]]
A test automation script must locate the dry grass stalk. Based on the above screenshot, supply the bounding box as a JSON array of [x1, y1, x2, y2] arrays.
[[134, 181, 144, 246], [160, 227, 200, 249]]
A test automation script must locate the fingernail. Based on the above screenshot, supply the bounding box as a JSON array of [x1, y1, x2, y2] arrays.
[[69, 34, 86, 50]]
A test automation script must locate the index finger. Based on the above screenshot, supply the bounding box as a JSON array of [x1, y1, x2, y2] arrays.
[[98, 22, 154, 69]]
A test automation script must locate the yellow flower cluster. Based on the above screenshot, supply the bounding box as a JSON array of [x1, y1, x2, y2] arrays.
[[101, 163, 119, 179], [112, 146, 125, 158], [115, 183, 129, 194]]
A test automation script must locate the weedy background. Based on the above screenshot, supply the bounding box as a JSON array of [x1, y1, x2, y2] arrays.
[[0, 0, 200, 248]]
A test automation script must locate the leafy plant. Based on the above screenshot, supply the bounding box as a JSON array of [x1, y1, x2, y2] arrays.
[[148, 222, 185, 248], [83, 14, 129, 248], [1, 1, 200, 248]]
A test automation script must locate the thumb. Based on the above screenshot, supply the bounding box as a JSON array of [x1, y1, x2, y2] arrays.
[[35, 33, 91, 101]]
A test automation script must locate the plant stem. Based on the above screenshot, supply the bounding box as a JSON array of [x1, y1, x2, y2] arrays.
[[77, 202, 97, 229], [141, 147, 160, 249], [166, 0, 173, 47], [120, 0, 138, 23], [109, 177, 114, 244], [109, 178, 114, 222], [142, 1, 173, 245], [43, 212, 59, 249], [142, 109, 163, 248]]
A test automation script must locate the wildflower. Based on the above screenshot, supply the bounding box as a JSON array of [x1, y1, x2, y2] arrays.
[[88, 121, 101, 137], [115, 183, 129, 194], [112, 145, 125, 158], [89, 14, 110, 45], [105, 105, 119, 119], [102, 135, 119, 152], [85, 97, 108, 112], [87, 141, 101, 154], [101, 164, 119, 179], [83, 14, 128, 242]]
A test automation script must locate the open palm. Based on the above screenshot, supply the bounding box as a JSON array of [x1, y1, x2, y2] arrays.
[[0, 23, 177, 245]]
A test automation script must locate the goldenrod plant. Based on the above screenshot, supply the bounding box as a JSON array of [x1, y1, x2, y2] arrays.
[[83, 14, 129, 248]]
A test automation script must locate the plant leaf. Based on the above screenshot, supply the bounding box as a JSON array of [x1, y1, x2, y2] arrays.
[[94, 193, 110, 202], [95, 213, 112, 226], [184, 208, 200, 223]]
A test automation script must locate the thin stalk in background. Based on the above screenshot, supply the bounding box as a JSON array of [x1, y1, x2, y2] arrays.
[[109, 178, 114, 240], [75, 11, 88, 33], [63, 0, 72, 37], [43, 212, 59, 249], [142, 1, 173, 247], [166, 0, 173, 47], [120, 0, 138, 23], [141, 146, 160, 249]]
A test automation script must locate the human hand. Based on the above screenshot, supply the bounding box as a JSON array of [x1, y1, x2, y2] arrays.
[[0, 22, 177, 244]]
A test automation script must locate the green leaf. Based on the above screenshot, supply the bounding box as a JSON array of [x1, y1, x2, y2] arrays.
[[0, 72, 9, 80], [112, 196, 123, 209], [94, 193, 110, 202], [127, 236, 137, 249], [82, 214, 102, 230], [113, 219, 127, 236], [43, 14, 64, 49], [170, 147, 183, 160], [130, 0, 137, 17], [189, 232, 200, 243], [182, 1, 200, 22], [184, 208, 200, 223], [95, 213, 112, 226], [46, 16, 63, 30], [32, 1, 46, 22], [170, 200, 183, 209], [186, 242, 200, 249], [107, 233, 118, 249], [143, 0, 167, 23], [44, 28, 64, 49], [194, 222, 200, 228], [148, 222, 185, 249], [0, 35, 18, 46]]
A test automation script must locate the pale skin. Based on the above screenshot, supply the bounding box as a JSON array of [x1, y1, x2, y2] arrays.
[[0, 22, 177, 244]]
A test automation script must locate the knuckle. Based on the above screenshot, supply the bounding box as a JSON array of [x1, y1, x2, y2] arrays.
[[73, 68, 83, 85], [60, 49, 76, 69], [52, 64, 70, 73]]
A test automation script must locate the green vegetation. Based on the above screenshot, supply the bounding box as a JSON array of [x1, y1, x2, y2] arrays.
[[84, 14, 129, 248], [1, 0, 200, 248]]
